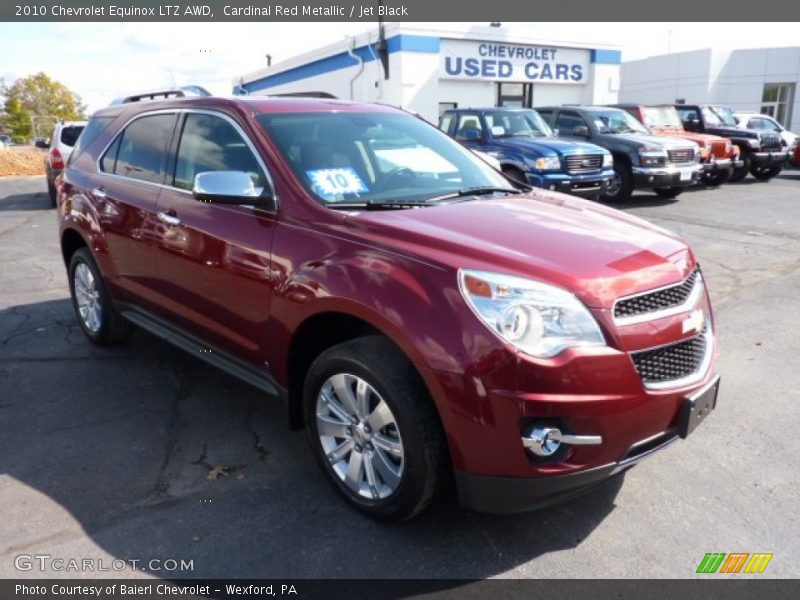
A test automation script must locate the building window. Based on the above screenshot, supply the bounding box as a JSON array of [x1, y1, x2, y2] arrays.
[[760, 83, 794, 127], [438, 102, 457, 118], [497, 83, 533, 108]]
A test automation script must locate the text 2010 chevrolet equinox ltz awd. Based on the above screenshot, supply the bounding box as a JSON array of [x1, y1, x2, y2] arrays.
[[57, 96, 719, 520]]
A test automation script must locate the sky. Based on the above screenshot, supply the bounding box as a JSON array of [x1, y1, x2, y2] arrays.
[[1, 22, 798, 112]]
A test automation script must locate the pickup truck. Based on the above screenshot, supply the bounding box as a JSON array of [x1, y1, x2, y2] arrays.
[[613, 104, 741, 187], [440, 108, 613, 200], [536, 106, 702, 202], [674, 104, 786, 182]]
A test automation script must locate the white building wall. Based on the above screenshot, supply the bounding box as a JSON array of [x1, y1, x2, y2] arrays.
[[438, 79, 496, 111]]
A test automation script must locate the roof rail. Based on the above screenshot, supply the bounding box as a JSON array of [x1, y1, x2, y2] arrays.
[[111, 85, 212, 105], [270, 91, 338, 99]]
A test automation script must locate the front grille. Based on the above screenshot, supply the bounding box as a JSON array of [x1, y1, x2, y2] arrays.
[[668, 148, 695, 164], [565, 154, 603, 173], [631, 329, 708, 384], [614, 269, 700, 320], [760, 133, 782, 151], [710, 140, 729, 159]]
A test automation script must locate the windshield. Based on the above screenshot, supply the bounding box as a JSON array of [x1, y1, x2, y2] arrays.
[[257, 112, 512, 207], [702, 106, 737, 127], [587, 109, 650, 135], [483, 110, 552, 138], [641, 107, 683, 129]]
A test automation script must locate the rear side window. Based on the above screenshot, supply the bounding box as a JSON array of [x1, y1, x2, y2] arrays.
[[555, 111, 586, 135], [60, 125, 84, 147], [173, 113, 265, 191], [69, 116, 113, 165], [439, 114, 453, 134], [676, 107, 700, 124], [103, 114, 176, 183]]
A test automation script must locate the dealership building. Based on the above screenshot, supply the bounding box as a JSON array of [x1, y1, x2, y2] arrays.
[[620, 47, 800, 131], [233, 24, 622, 123]]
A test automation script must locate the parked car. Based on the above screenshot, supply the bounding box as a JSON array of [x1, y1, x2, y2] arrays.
[[58, 95, 719, 519], [673, 104, 786, 182], [440, 107, 613, 200], [733, 112, 798, 167], [614, 104, 742, 187], [0, 134, 11, 149], [43, 120, 86, 206], [537, 106, 702, 202]]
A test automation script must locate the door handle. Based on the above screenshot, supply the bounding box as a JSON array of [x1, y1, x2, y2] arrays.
[[92, 188, 107, 199], [157, 212, 181, 227]]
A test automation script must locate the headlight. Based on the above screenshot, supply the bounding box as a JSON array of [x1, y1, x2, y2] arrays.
[[602, 153, 613, 167], [533, 156, 561, 171], [458, 270, 606, 358], [748, 138, 761, 148]]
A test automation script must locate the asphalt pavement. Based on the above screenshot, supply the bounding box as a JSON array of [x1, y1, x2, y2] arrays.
[[1, 173, 798, 579]]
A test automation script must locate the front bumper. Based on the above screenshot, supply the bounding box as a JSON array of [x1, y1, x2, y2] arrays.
[[702, 158, 733, 174], [750, 150, 787, 167], [632, 163, 703, 188], [529, 170, 614, 197]]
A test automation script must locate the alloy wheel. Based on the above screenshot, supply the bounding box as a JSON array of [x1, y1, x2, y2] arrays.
[[73, 263, 102, 333]]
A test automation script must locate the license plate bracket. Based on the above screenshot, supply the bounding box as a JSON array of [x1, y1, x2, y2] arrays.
[[679, 169, 693, 182], [679, 376, 720, 439]]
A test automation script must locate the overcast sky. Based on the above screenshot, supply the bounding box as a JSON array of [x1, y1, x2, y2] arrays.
[[1, 22, 797, 112]]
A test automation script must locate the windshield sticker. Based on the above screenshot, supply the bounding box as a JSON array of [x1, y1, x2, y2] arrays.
[[306, 168, 368, 197]]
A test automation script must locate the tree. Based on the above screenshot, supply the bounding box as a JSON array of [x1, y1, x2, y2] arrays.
[[1, 72, 86, 143]]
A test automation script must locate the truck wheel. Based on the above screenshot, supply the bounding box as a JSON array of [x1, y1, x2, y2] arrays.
[[303, 335, 449, 521], [654, 187, 683, 199], [68, 248, 132, 345], [701, 170, 730, 187], [502, 166, 527, 186], [729, 156, 751, 183], [602, 164, 632, 202], [750, 164, 783, 181], [47, 179, 57, 207]]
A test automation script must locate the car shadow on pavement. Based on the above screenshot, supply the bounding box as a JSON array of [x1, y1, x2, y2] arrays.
[[0, 191, 52, 211], [1, 298, 623, 580]]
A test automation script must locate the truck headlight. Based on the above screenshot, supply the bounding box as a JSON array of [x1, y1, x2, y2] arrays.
[[602, 154, 613, 168], [533, 156, 561, 171], [459, 270, 606, 358], [748, 138, 761, 148]]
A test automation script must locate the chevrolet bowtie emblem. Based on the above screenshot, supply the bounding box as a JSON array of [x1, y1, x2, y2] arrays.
[[682, 309, 705, 335]]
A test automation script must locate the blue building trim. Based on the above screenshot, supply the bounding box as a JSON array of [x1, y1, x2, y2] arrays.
[[240, 34, 440, 94], [591, 49, 622, 65]]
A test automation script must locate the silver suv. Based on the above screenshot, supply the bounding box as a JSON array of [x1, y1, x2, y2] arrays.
[[44, 121, 86, 206]]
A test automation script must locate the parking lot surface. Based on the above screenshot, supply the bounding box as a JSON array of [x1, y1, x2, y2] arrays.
[[1, 174, 798, 579]]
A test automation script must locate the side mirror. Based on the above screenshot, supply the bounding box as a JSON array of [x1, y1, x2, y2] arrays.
[[460, 128, 483, 142], [572, 125, 590, 138], [192, 171, 274, 209]]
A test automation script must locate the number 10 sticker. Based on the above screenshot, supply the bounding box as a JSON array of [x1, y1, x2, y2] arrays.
[[307, 168, 368, 197]]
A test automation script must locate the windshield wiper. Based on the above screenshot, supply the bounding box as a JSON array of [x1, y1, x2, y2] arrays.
[[325, 200, 431, 211], [426, 186, 521, 203]]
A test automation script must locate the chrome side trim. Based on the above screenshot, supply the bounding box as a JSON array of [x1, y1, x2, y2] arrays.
[[613, 270, 704, 327]]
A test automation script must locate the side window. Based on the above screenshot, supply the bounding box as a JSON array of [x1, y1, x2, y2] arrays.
[[676, 107, 700, 124], [752, 118, 779, 131], [174, 113, 266, 191], [555, 111, 586, 136], [70, 116, 114, 165], [454, 113, 483, 141], [104, 114, 176, 183], [537, 109, 554, 125], [439, 114, 453, 134]]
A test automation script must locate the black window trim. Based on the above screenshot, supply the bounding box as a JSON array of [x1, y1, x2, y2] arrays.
[[95, 108, 278, 209]]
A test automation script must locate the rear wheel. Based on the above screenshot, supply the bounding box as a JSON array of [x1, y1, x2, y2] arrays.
[[653, 187, 684, 199], [304, 335, 448, 521], [729, 156, 751, 183], [602, 164, 633, 202], [47, 178, 57, 207], [750, 164, 783, 180], [68, 248, 131, 345]]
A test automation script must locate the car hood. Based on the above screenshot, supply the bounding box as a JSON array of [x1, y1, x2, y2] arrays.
[[705, 125, 758, 139], [610, 133, 697, 148], [649, 128, 727, 145], [495, 136, 607, 156], [351, 192, 693, 309]]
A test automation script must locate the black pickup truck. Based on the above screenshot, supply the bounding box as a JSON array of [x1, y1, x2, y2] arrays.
[[537, 106, 702, 202], [674, 104, 786, 182]]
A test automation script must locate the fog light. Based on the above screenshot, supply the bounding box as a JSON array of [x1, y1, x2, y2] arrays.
[[522, 427, 603, 457]]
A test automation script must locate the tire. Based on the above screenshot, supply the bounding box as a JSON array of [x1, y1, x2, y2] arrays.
[[653, 187, 683, 199], [601, 163, 633, 202], [701, 169, 730, 187], [303, 335, 449, 521], [729, 156, 751, 183], [502, 166, 527, 186], [47, 178, 57, 207], [750, 164, 783, 181], [68, 248, 131, 345]]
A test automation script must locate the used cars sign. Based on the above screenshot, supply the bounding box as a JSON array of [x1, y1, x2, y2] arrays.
[[440, 39, 589, 83]]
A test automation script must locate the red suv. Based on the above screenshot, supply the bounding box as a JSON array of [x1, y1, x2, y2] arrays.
[[57, 95, 719, 519]]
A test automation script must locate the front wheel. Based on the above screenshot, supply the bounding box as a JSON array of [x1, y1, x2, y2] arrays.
[[701, 169, 731, 187], [601, 164, 633, 202], [304, 336, 449, 521], [653, 187, 684, 199], [750, 164, 783, 181], [729, 156, 751, 183]]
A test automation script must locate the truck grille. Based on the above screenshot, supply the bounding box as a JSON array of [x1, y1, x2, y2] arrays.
[[632, 329, 708, 385], [614, 269, 700, 320], [710, 140, 729, 159], [760, 133, 782, 151], [565, 154, 603, 173], [667, 148, 696, 164]]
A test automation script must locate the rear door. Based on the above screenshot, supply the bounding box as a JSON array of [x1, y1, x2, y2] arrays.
[[93, 112, 178, 307], [152, 110, 278, 363]]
